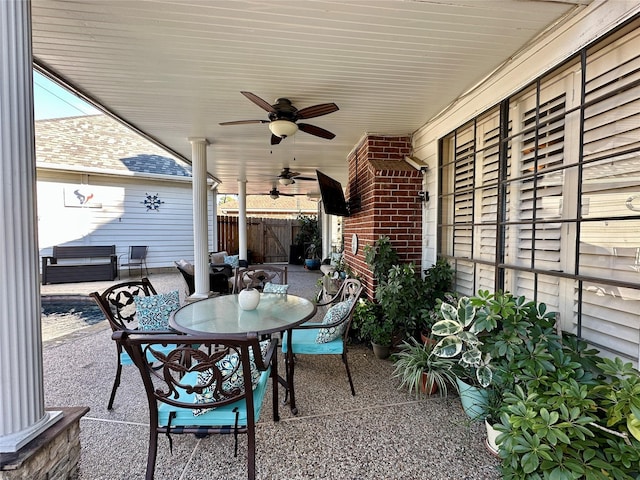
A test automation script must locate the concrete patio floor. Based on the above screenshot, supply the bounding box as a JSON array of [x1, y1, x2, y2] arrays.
[[41, 265, 500, 479]]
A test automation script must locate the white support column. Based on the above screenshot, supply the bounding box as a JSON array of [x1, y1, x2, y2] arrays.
[[322, 210, 332, 259], [211, 187, 218, 252], [188, 137, 210, 299], [0, 0, 62, 452], [237, 180, 248, 263]]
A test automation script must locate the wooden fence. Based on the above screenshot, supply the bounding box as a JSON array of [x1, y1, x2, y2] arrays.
[[216, 215, 302, 264]]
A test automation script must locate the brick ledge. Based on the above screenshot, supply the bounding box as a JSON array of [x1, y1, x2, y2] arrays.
[[0, 406, 89, 471]]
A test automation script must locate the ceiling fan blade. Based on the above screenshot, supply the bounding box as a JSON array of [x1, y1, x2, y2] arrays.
[[293, 176, 316, 181], [298, 123, 336, 140], [270, 134, 283, 145], [241, 91, 276, 113], [219, 119, 268, 126], [296, 103, 339, 119]]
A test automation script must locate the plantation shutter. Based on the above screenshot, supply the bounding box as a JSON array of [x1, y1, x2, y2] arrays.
[[473, 109, 501, 291], [452, 125, 475, 295], [578, 30, 640, 361]]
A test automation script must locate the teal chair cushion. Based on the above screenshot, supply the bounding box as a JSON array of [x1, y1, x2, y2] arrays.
[[157, 368, 270, 427], [119, 343, 176, 366], [192, 340, 270, 416], [282, 328, 344, 355]]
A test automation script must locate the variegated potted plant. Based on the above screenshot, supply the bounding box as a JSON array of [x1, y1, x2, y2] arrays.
[[430, 295, 494, 419]]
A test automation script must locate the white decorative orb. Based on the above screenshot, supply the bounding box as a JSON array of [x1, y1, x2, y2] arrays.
[[238, 288, 260, 310]]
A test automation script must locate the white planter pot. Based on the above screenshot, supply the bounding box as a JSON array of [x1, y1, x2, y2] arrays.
[[238, 288, 260, 310], [485, 419, 500, 457]]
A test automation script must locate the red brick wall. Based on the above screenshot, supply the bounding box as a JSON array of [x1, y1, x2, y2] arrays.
[[342, 135, 422, 299]]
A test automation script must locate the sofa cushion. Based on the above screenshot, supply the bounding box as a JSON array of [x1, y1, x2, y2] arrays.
[[176, 258, 194, 275], [210, 251, 228, 264]]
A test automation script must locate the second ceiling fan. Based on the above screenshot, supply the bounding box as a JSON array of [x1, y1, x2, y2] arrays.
[[268, 187, 294, 200], [277, 167, 316, 186], [220, 91, 339, 145]]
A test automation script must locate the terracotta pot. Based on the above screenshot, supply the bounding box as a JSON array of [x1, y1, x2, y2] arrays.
[[421, 330, 437, 346], [420, 371, 438, 395]]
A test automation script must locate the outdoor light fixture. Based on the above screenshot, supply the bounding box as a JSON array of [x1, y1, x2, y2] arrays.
[[418, 191, 429, 202], [278, 177, 294, 186], [269, 120, 298, 138]]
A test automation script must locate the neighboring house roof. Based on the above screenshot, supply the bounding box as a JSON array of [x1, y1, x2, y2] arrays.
[[35, 114, 192, 178], [219, 195, 318, 218]]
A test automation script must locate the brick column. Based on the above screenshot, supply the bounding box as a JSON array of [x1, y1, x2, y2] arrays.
[[343, 135, 421, 299]]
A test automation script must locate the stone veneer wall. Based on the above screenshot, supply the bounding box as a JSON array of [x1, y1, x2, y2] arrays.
[[0, 407, 88, 480], [342, 135, 422, 299]]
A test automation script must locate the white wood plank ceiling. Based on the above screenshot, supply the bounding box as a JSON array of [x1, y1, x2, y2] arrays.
[[30, 0, 587, 196]]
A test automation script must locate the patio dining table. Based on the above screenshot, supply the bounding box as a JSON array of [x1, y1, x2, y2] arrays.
[[170, 293, 317, 414]]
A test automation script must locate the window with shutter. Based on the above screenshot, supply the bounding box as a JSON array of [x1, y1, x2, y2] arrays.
[[438, 19, 640, 365]]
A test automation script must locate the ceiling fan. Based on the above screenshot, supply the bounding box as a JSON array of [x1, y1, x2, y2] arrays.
[[220, 91, 339, 145], [277, 167, 316, 186], [268, 187, 295, 200]]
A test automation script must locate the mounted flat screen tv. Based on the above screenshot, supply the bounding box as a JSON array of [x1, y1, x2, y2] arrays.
[[316, 169, 350, 217]]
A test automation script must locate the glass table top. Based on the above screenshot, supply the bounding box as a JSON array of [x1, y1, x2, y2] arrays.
[[170, 293, 317, 335]]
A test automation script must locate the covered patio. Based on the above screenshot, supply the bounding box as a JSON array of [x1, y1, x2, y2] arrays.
[[41, 267, 499, 479], [3, 1, 640, 478]]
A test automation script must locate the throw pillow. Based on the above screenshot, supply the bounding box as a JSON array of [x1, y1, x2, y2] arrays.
[[134, 290, 180, 331], [176, 258, 194, 275], [263, 282, 289, 294], [223, 254, 240, 268], [193, 340, 270, 416], [209, 251, 228, 264], [315, 299, 354, 343]]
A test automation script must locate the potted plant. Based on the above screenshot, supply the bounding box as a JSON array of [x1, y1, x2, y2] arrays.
[[375, 263, 427, 341], [431, 295, 494, 387], [392, 337, 461, 398], [419, 258, 455, 341], [294, 214, 321, 269], [483, 385, 504, 456], [353, 298, 393, 359], [363, 236, 398, 284], [430, 290, 557, 420], [365, 239, 455, 343], [304, 242, 321, 270]]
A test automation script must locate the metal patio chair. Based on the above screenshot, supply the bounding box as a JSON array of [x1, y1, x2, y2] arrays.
[[282, 278, 363, 396], [114, 330, 278, 480], [233, 265, 288, 293], [90, 278, 178, 410], [175, 261, 232, 295], [121, 245, 149, 277]]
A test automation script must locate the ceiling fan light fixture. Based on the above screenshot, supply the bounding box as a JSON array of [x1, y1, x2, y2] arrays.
[[279, 177, 294, 186], [269, 120, 298, 138], [270, 192, 279, 200]]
